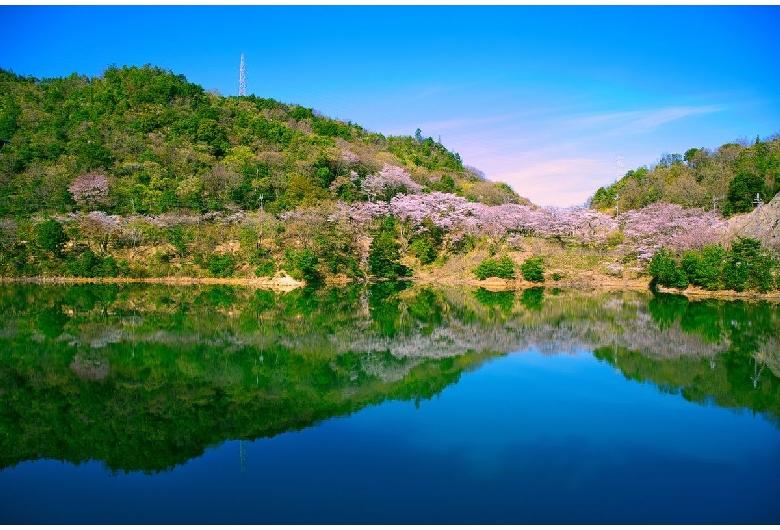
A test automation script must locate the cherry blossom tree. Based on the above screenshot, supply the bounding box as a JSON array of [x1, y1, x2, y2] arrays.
[[340, 193, 726, 267], [341, 149, 360, 166], [79, 211, 122, 252], [618, 202, 726, 261], [361, 164, 423, 202], [279, 206, 333, 248], [68, 173, 109, 209]]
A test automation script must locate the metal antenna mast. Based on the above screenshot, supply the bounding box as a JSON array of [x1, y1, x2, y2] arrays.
[[239, 52, 247, 97], [614, 155, 624, 180]]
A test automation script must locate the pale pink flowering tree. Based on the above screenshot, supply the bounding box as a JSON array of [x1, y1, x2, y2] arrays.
[[344, 199, 391, 224], [536, 206, 617, 246], [390, 192, 472, 231], [341, 149, 360, 166], [147, 212, 203, 228], [339, 193, 726, 265], [69, 173, 109, 209], [279, 206, 333, 248], [79, 211, 122, 252], [618, 202, 726, 260], [361, 164, 423, 202], [387, 192, 480, 252], [569, 208, 618, 247], [0, 218, 18, 249]]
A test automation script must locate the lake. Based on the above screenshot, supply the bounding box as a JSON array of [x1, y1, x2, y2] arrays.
[[0, 282, 778, 524]]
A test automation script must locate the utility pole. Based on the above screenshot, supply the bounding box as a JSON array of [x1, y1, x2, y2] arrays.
[[239, 440, 246, 475], [711, 196, 721, 212], [614, 193, 620, 217]]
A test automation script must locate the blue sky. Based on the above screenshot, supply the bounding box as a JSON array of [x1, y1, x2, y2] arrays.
[[1, 5, 779, 207]]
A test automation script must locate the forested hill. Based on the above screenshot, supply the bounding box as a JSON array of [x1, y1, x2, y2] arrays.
[[2, 64, 779, 291], [589, 136, 780, 217], [0, 64, 527, 217]]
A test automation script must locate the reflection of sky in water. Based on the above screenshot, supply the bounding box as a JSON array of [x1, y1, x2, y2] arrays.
[[2, 349, 779, 524], [347, 350, 779, 480]]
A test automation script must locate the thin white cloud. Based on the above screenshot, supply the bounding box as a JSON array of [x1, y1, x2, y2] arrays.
[[562, 104, 727, 136], [415, 114, 517, 133], [384, 109, 546, 138], [632, 105, 727, 131], [415, 85, 444, 100]]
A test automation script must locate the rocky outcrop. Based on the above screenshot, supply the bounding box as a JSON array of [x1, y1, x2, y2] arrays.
[[726, 192, 780, 252]]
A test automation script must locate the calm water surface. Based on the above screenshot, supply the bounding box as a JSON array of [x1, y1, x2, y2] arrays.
[[0, 282, 778, 524]]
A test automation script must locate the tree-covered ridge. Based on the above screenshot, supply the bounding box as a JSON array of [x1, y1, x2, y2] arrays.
[[1, 65, 778, 289], [0, 64, 522, 218], [1, 283, 778, 474], [589, 136, 780, 217], [0, 64, 546, 282]]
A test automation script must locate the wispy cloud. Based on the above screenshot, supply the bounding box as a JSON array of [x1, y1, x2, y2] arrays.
[[563, 104, 727, 136], [631, 105, 727, 131], [414, 85, 444, 100], [413, 114, 518, 134]]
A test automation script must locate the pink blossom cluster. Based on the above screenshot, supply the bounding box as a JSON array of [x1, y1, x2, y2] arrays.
[[361, 164, 423, 201], [341, 149, 360, 165], [538, 206, 618, 246], [390, 192, 476, 232], [221, 210, 247, 225], [142, 213, 202, 228], [618, 202, 726, 260], [344, 192, 622, 245], [68, 173, 109, 206], [82, 210, 122, 234], [279, 206, 328, 225]]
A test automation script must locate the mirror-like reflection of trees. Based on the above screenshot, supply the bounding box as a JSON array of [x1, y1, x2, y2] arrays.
[[0, 283, 778, 474], [594, 292, 780, 425]]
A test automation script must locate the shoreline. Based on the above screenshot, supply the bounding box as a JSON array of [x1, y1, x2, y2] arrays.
[[0, 275, 305, 291], [2, 274, 779, 302]]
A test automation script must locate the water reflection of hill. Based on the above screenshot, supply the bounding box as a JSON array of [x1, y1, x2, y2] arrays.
[[0, 283, 777, 473]]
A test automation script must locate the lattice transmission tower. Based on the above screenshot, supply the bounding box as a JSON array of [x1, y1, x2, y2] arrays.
[[614, 154, 624, 180], [238, 52, 247, 97], [614, 155, 624, 217]]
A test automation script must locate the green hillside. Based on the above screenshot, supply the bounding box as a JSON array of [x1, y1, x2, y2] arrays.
[[0, 65, 525, 217], [1, 65, 778, 291], [589, 137, 780, 216]]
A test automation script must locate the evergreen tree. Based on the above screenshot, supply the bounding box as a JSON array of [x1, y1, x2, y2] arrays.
[[649, 247, 688, 289], [34, 219, 68, 257], [723, 237, 775, 292]]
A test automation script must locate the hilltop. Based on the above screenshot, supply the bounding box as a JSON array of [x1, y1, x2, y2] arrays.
[[589, 136, 780, 217], [0, 65, 527, 218]]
